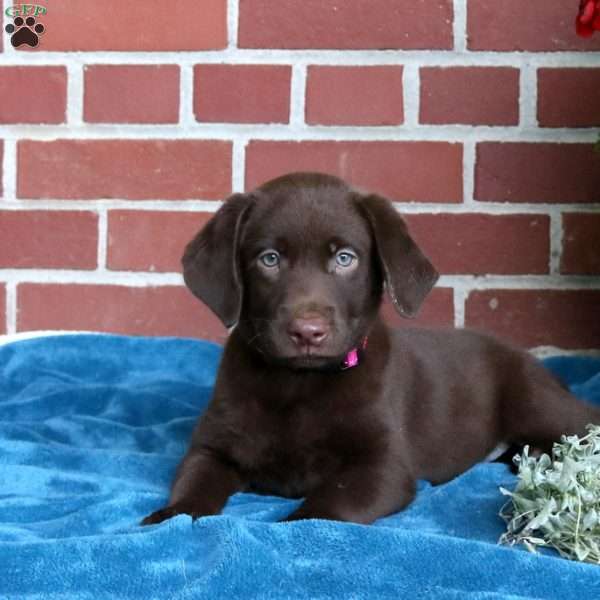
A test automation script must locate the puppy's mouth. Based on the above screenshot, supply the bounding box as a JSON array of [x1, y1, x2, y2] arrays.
[[246, 333, 346, 370], [273, 353, 348, 371], [294, 344, 328, 357], [266, 338, 362, 371]]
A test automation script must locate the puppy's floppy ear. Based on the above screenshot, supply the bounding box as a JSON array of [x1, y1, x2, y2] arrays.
[[182, 193, 254, 327], [359, 193, 439, 318]]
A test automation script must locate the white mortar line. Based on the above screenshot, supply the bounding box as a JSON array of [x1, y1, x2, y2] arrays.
[[462, 140, 476, 206], [227, 0, 239, 49], [0, 123, 596, 143], [453, 0, 467, 53], [0, 200, 225, 211], [438, 275, 600, 290], [520, 62, 538, 129], [0, 330, 113, 346], [289, 63, 307, 127], [66, 62, 84, 126], [0, 270, 184, 286], [1, 50, 599, 67], [231, 139, 246, 193], [5, 282, 16, 335], [402, 63, 419, 127], [2, 139, 16, 202], [549, 209, 564, 275], [396, 202, 600, 214], [179, 64, 195, 127], [1, 201, 598, 215], [453, 287, 467, 327], [97, 209, 108, 270]]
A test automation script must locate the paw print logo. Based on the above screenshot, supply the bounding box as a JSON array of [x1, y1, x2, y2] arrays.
[[5, 16, 45, 48]]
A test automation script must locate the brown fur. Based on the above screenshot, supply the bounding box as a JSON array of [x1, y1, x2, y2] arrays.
[[142, 172, 600, 526]]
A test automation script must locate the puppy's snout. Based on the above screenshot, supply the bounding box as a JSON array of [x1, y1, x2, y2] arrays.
[[287, 316, 330, 348]]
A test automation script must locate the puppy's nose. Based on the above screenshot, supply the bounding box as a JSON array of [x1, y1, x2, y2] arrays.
[[287, 316, 329, 348]]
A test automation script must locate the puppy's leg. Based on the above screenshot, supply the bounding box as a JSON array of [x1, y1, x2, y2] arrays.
[[141, 450, 242, 525], [282, 461, 416, 525]]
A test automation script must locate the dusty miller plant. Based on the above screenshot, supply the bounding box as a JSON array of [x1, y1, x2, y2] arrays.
[[500, 425, 600, 564]]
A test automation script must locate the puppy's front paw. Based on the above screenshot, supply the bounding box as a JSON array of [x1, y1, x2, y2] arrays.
[[141, 506, 180, 526], [141, 503, 202, 526], [281, 505, 336, 522]]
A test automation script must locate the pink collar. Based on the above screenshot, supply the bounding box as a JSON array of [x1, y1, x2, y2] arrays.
[[341, 337, 368, 370]]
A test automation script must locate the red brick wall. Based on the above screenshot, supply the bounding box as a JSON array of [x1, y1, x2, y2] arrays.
[[1, 0, 599, 352]]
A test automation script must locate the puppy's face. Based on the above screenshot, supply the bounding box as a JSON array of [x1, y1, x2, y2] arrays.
[[182, 173, 438, 370], [236, 183, 381, 369]]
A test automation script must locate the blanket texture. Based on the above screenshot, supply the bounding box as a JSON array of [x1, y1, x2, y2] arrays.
[[1, 334, 600, 599]]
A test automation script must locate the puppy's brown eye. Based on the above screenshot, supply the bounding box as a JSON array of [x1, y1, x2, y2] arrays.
[[258, 250, 280, 268], [335, 249, 357, 268]]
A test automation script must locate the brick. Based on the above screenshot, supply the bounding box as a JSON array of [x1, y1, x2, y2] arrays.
[[84, 65, 180, 124], [16, 0, 226, 51], [246, 141, 463, 202], [306, 66, 404, 126], [381, 287, 454, 330], [404, 214, 550, 275], [538, 69, 600, 128], [467, 0, 600, 51], [108, 211, 211, 273], [465, 290, 600, 349], [475, 143, 600, 204], [0, 284, 5, 335], [194, 65, 291, 124], [0, 141, 3, 197], [17, 284, 227, 342], [18, 140, 231, 200], [561, 213, 600, 275], [239, 0, 453, 49], [0, 67, 66, 124], [420, 67, 519, 126], [0, 211, 97, 269]]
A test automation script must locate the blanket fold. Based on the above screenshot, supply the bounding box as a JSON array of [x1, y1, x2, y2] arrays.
[[1, 334, 599, 599]]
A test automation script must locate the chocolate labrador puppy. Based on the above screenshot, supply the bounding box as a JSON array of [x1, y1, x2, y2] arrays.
[[142, 172, 599, 526]]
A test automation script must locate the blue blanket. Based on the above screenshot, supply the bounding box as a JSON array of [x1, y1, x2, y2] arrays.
[[2, 334, 600, 599]]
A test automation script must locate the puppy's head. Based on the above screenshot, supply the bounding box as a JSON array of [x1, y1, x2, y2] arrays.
[[182, 173, 438, 370]]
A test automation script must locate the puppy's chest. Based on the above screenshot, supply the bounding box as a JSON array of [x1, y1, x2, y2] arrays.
[[226, 401, 340, 497]]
